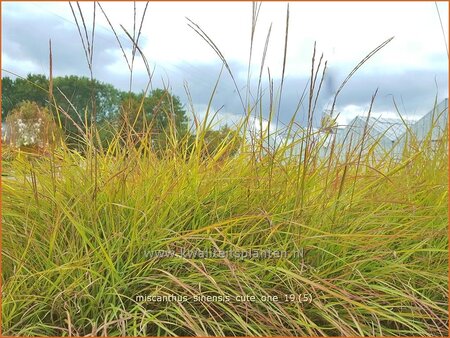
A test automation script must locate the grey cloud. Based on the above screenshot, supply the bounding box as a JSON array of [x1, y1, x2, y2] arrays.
[[3, 4, 447, 127], [2, 4, 132, 78], [125, 62, 448, 128], [330, 69, 449, 115]]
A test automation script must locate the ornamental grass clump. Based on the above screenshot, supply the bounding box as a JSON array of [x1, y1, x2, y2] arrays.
[[2, 108, 448, 336], [1, 3, 448, 337]]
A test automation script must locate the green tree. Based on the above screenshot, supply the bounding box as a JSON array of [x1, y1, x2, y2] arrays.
[[1, 77, 15, 120], [1, 74, 188, 150], [119, 89, 188, 139], [2, 74, 122, 143], [53, 75, 121, 138], [202, 124, 242, 158], [145, 88, 187, 134], [13, 74, 49, 108], [2, 74, 49, 121]]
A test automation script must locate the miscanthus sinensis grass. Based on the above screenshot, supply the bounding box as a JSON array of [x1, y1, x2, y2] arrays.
[[1, 119, 448, 336], [2, 3, 448, 336]]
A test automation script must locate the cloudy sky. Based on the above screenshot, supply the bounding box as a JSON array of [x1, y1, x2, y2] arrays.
[[2, 1, 448, 127]]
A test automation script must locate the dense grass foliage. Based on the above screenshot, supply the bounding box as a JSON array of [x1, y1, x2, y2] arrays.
[[2, 121, 448, 336], [2, 3, 448, 336]]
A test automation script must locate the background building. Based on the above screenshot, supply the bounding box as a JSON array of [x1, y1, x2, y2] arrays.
[[321, 98, 448, 161]]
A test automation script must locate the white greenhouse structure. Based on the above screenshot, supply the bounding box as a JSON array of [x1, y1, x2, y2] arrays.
[[319, 98, 448, 161], [244, 98, 448, 162]]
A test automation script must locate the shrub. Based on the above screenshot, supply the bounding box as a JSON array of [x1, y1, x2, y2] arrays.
[[5, 100, 59, 152]]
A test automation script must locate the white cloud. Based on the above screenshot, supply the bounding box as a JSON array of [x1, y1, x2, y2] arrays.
[[6, 1, 447, 76], [2, 54, 44, 76], [2, 1, 448, 124], [336, 103, 424, 126]]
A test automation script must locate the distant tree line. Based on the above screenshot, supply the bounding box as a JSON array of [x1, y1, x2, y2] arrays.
[[1, 74, 188, 147], [2, 74, 242, 156]]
